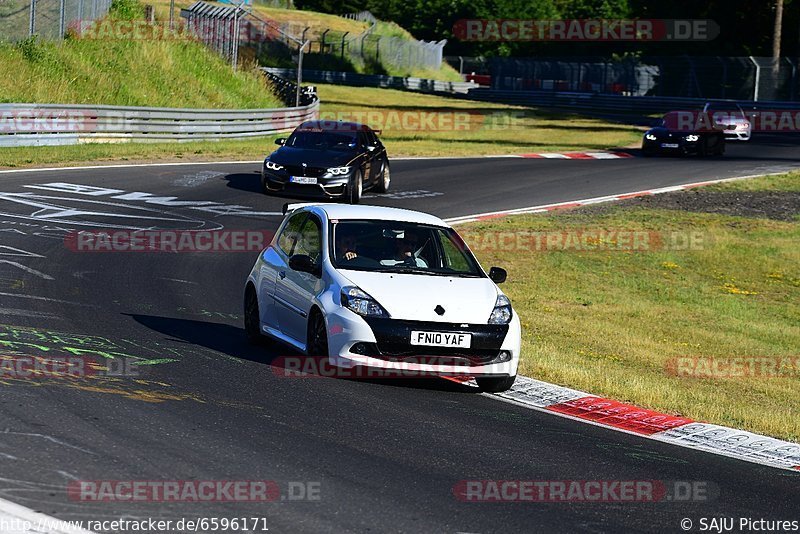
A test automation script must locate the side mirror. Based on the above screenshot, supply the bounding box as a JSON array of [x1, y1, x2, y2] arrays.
[[366, 145, 376, 152], [289, 254, 319, 276], [488, 267, 507, 284], [275, 138, 286, 146]]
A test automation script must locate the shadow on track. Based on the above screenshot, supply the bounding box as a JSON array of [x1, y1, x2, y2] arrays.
[[127, 313, 478, 393]]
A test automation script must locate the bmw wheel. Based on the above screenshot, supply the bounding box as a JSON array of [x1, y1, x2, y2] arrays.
[[347, 170, 363, 204], [374, 159, 391, 194]]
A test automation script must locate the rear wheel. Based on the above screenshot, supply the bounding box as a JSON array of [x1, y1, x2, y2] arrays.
[[347, 170, 363, 204], [374, 159, 391, 193], [476, 375, 516, 393], [307, 309, 329, 357], [244, 285, 263, 344]]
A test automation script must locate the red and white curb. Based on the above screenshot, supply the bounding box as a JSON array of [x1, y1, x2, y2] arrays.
[[517, 151, 634, 160], [444, 173, 776, 225], [493, 376, 800, 472]]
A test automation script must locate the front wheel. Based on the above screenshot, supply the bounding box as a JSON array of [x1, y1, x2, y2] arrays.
[[374, 159, 390, 193], [476, 375, 516, 393], [307, 310, 329, 357], [347, 170, 363, 204]]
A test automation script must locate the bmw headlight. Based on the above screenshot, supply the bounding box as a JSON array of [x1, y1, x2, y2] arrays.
[[685, 134, 700, 142], [265, 160, 284, 171], [488, 294, 513, 325], [327, 166, 351, 176], [645, 134, 657, 141], [341, 286, 389, 318]]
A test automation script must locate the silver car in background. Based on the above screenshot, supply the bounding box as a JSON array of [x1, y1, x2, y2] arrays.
[[703, 101, 752, 141]]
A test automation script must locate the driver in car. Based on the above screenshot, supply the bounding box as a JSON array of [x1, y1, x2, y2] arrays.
[[335, 230, 359, 262], [380, 231, 428, 268]]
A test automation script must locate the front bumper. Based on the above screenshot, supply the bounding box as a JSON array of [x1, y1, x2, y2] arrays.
[[723, 129, 751, 141], [262, 168, 352, 198], [642, 139, 701, 155], [324, 307, 521, 377]]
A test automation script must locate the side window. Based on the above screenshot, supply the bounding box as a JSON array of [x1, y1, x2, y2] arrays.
[[366, 130, 377, 147], [293, 215, 322, 264], [277, 213, 307, 256], [438, 229, 471, 272]]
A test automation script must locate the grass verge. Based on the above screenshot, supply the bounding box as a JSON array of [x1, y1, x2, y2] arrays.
[[317, 84, 642, 157], [460, 172, 800, 441], [0, 83, 642, 168]]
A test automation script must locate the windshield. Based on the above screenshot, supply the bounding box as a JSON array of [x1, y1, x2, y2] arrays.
[[286, 130, 358, 151], [330, 220, 484, 277]]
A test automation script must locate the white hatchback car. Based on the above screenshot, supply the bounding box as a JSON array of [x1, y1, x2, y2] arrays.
[[244, 203, 520, 392]]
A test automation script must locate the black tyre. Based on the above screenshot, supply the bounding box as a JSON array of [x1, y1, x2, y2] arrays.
[[244, 285, 263, 344], [374, 159, 391, 194], [347, 170, 363, 204], [475, 375, 517, 393], [307, 309, 329, 357]]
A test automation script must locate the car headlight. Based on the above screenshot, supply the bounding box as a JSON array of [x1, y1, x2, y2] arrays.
[[265, 160, 283, 171], [645, 134, 657, 141], [327, 166, 351, 176], [739, 122, 750, 129], [685, 134, 700, 142], [341, 286, 389, 318], [488, 294, 513, 325]]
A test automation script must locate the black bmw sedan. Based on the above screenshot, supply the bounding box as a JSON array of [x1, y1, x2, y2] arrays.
[[262, 121, 390, 204], [642, 111, 726, 157]]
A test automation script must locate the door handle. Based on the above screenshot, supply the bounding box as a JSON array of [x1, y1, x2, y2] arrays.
[[279, 271, 286, 279]]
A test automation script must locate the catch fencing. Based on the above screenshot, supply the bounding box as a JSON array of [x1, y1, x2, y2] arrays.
[[262, 67, 476, 94], [0, 0, 111, 40], [486, 56, 800, 101]]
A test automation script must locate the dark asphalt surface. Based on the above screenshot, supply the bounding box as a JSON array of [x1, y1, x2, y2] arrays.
[[0, 136, 798, 533]]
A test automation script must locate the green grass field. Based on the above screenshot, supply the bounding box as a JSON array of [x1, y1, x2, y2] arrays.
[[460, 172, 800, 441]]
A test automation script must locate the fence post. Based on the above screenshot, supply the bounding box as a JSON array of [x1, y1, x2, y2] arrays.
[[28, 0, 36, 36], [59, 0, 66, 37], [341, 31, 348, 61], [375, 36, 380, 63], [321, 28, 329, 54], [749, 56, 760, 101]]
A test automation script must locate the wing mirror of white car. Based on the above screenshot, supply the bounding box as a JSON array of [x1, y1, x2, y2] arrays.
[[275, 138, 286, 146], [289, 254, 320, 277], [489, 267, 507, 284]]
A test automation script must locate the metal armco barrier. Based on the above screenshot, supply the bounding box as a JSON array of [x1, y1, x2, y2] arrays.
[[0, 100, 320, 148], [262, 67, 477, 95]]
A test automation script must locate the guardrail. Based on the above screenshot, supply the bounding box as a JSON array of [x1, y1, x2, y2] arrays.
[[262, 67, 477, 95], [0, 100, 320, 148], [462, 89, 800, 114]]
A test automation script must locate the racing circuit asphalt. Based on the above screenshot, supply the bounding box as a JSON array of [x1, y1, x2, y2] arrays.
[[0, 136, 798, 533]]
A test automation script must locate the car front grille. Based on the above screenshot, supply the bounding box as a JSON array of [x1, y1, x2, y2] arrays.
[[283, 164, 327, 178]]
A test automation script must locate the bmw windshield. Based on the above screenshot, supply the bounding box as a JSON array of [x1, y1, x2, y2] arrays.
[[286, 130, 358, 151], [330, 220, 484, 277]]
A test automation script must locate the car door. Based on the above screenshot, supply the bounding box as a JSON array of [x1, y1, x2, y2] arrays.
[[262, 212, 306, 332], [274, 212, 323, 346], [357, 131, 374, 183]]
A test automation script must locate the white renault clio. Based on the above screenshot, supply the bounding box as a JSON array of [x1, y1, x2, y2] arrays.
[[244, 203, 520, 392]]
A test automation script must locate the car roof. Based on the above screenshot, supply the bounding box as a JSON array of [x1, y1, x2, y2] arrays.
[[297, 120, 372, 133], [297, 204, 450, 227]]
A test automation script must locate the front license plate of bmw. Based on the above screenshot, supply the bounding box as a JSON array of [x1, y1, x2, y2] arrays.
[[410, 331, 472, 348], [290, 176, 318, 185], [661, 143, 679, 148]]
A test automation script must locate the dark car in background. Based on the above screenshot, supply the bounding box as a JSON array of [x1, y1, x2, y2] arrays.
[[642, 112, 726, 157], [262, 121, 391, 204]]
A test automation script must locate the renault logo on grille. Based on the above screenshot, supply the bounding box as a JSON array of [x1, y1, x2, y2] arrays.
[[434, 305, 445, 316]]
